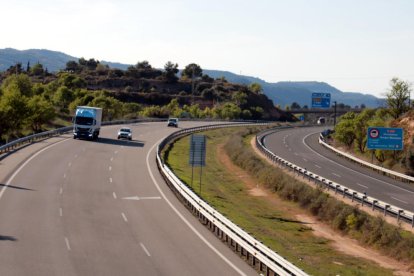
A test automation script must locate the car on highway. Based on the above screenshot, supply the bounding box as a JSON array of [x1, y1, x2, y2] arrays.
[[117, 127, 132, 140], [167, 118, 178, 127]]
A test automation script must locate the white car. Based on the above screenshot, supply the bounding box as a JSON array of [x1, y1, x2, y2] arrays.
[[167, 118, 178, 127], [117, 127, 132, 140]]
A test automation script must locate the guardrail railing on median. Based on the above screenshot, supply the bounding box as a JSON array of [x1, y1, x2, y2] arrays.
[[156, 123, 308, 276], [256, 126, 414, 227]]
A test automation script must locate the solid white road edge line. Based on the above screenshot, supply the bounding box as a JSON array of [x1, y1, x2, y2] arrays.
[[1, 138, 70, 200], [146, 138, 248, 276]]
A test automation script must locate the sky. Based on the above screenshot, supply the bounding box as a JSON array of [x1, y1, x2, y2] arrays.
[[1, 0, 413, 97]]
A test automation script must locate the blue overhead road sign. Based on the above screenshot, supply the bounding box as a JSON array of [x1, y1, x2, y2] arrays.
[[311, 93, 331, 108], [367, 127, 403, 150]]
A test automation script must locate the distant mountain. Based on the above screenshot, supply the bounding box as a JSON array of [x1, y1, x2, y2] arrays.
[[0, 48, 383, 108]]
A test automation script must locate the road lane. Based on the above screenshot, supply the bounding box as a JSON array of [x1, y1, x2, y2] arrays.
[[0, 121, 255, 275]]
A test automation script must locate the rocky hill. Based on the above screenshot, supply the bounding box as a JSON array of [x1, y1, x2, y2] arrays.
[[0, 48, 383, 108]]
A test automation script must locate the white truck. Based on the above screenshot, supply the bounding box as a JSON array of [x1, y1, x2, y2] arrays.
[[73, 106, 102, 140]]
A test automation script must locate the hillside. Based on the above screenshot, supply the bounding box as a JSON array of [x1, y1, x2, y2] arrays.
[[0, 48, 383, 108]]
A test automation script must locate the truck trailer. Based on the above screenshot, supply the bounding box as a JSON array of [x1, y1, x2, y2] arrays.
[[73, 106, 102, 140]]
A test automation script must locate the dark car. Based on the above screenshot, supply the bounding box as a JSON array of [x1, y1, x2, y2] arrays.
[[167, 118, 178, 127]]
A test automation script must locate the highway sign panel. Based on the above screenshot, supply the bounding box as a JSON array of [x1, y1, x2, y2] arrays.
[[189, 135, 206, 166], [367, 127, 403, 150], [311, 93, 331, 108]]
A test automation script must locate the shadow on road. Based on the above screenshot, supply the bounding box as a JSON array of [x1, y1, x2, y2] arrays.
[[96, 137, 145, 147], [0, 184, 35, 191], [0, 235, 17, 241]]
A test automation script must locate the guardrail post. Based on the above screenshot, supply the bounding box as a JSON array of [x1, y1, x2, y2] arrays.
[[398, 210, 403, 222], [372, 200, 377, 211], [362, 195, 367, 206], [384, 205, 390, 216], [343, 188, 348, 198], [412, 215, 414, 228], [351, 192, 357, 202]]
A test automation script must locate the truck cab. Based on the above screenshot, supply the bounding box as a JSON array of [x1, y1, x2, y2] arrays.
[[73, 106, 102, 140]]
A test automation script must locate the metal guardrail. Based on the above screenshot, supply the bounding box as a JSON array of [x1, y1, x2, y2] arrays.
[[157, 123, 308, 276], [319, 135, 414, 183], [256, 127, 414, 227]]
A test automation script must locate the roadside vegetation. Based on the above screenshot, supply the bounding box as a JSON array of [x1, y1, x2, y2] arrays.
[[0, 60, 292, 143], [164, 126, 414, 275]]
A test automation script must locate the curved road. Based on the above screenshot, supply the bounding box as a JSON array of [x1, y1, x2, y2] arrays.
[[0, 122, 256, 275], [263, 126, 414, 212]]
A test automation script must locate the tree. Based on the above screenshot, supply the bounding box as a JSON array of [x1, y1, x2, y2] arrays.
[[53, 86, 74, 109], [0, 84, 28, 137], [31, 63, 45, 76], [334, 112, 356, 148], [26, 95, 56, 132], [182, 63, 202, 79], [386, 77, 411, 119], [291, 102, 301, 109], [65, 60, 80, 72], [136, 60, 152, 70], [249, 83, 263, 94], [1, 74, 33, 97], [232, 91, 248, 106], [354, 109, 375, 153], [163, 61, 179, 83]]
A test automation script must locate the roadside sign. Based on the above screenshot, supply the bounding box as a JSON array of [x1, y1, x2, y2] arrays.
[[311, 93, 331, 108], [189, 135, 206, 166], [367, 127, 403, 150]]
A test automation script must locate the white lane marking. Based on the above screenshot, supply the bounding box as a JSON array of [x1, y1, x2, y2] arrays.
[[303, 132, 414, 194], [115, 151, 119, 154], [110, 157, 113, 162], [109, 178, 113, 183], [59, 208, 63, 217], [357, 183, 368, 189], [68, 162, 72, 167], [121, 212, 128, 222], [146, 139, 247, 276], [315, 165, 321, 169], [60, 187, 63, 195], [65, 237, 71, 251], [113, 192, 117, 199], [122, 196, 161, 201], [294, 153, 299, 156], [109, 166, 112, 171], [63, 174, 66, 179], [332, 173, 341, 178], [1, 138, 70, 200], [140, 243, 151, 257], [391, 197, 408, 204], [74, 154, 78, 158], [303, 158, 308, 162]]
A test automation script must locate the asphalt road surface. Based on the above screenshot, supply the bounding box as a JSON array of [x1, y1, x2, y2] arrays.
[[0, 121, 256, 276], [263, 126, 414, 213]]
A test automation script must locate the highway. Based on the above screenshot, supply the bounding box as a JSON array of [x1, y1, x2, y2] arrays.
[[263, 126, 414, 213], [0, 121, 256, 276]]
